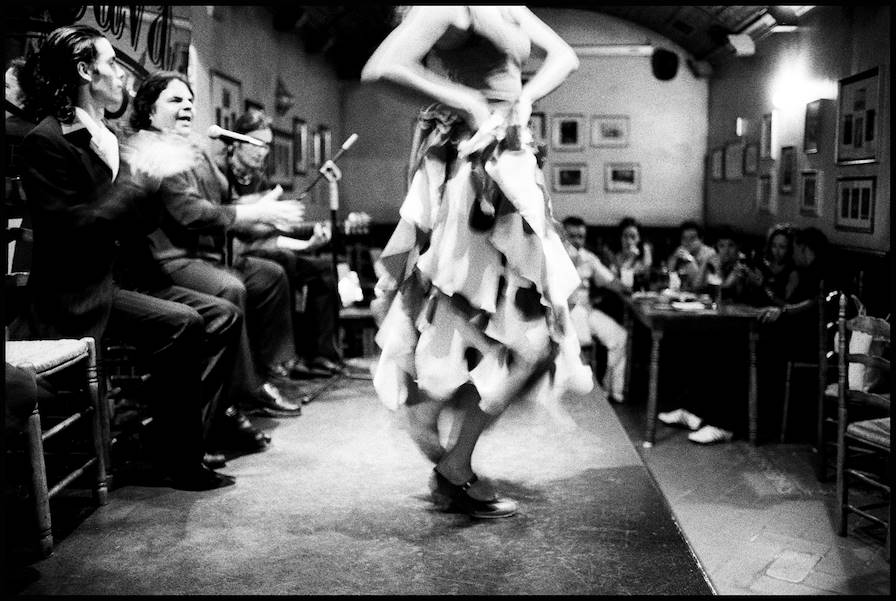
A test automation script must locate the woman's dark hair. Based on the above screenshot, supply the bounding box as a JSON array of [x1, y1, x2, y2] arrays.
[[617, 216, 646, 255], [678, 219, 702, 239], [793, 226, 828, 259], [233, 109, 272, 135], [22, 24, 103, 123], [763, 222, 794, 261], [129, 70, 192, 131]]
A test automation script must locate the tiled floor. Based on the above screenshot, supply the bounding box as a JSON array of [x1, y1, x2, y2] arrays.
[[612, 400, 891, 595]]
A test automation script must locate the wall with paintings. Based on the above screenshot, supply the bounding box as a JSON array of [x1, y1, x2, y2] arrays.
[[705, 5, 890, 253], [338, 8, 709, 226], [187, 5, 342, 221]]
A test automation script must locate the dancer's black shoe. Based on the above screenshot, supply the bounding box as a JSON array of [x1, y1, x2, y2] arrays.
[[430, 468, 518, 518]]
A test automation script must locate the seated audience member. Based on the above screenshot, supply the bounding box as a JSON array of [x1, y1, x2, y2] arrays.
[[562, 216, 629, 403], [745, 223, 795, 306], [5, 57, 38, 174], [13, 25, 236, 489], [221, 110, 345, 376], [666, 220, 719, 292], [128, 72, 312, 426], [606, 216, 653, 288], [713, 225, 751, 302]]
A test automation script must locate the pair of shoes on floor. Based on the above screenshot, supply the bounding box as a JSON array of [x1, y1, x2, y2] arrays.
[[286, 357, 338, 380], [167, 464, 235, 491], [429, 468, 518, 519], [688, 425, 734, 445], [213, 405, 271, 453], [658, 408, 703, 431], [242, 382, 303, 417]]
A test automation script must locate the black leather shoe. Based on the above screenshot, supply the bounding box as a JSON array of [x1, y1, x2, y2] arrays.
[[216, 405, 271, 451], [288, 358, 331, 380], [203, 452, 227, 469], [308, 356, 345, 374], [244, 382, 303, 417], [430, 469, 518, 519], [169, 464, 235, 491]]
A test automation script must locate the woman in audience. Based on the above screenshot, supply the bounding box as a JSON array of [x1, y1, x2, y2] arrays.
[[606, 216, 653, 288], [362, 5, 588, 518], [746, 223, 795, 306]]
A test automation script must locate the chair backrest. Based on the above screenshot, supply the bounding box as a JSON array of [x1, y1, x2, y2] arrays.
[[836, 292, 891, 413]]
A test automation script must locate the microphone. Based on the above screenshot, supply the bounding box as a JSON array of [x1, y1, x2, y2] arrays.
[[207, 124, 266, 147], [300, 133, 359, 195]]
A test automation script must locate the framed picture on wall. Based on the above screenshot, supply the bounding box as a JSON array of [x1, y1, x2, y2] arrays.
[[803, 99, 823, 154], [724, 142, 744, 180], [268, 128, 293, 189], [743, 143, 759, 175], [292, 118, 308, 175], [778, 146, 796, 193], [311, 130, 322, 168], [590, 115, 629, 147], [551, 114, 585, 151], [210, 71, 242, 131], [317, 125, 332, 163], [757, 174, 773, 214], [759, 112, 773, 159], [836, 66, 880, 164], [551, 163, 587, 193], [604, 162, 640, 193], [799, 170, 822, 217], [528, 111, 546, 143], [710, 148, 724, 180], [835, 176, 875, 233]]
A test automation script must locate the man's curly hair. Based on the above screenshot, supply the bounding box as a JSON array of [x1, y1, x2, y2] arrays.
[[22, 24, 103, 124]]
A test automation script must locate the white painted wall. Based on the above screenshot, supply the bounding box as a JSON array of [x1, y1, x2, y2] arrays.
[[339, 8, 709, 227]]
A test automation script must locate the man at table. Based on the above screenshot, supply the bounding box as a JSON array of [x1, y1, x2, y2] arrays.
[[666, 220, 719, 292], [562, 216, 629, 403]]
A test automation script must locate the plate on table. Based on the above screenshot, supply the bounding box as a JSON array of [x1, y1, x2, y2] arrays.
[[670, 301, 707, 312]]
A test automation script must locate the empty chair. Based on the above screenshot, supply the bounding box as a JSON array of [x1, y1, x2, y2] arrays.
[[833, 292, 890, 554], [5, 336, 110, 557]]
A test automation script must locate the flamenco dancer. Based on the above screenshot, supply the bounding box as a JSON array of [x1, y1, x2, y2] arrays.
[[361, 6, 590, 519]]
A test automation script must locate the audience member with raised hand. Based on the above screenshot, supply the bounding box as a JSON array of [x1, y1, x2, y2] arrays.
[[127, 71, 308, 436], [607, 216, 653, 288], [666, 220, 719, 292], [13, 25, 238, 489], [219, 109, 346, 377]]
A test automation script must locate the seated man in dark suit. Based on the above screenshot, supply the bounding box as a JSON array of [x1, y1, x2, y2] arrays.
[[128, 71, 308, 418], [13, 24, 237, 489]]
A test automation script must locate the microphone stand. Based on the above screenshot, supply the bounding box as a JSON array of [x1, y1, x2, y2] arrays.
[[318, 160, 344, 360], [223, 142, 236, 268]]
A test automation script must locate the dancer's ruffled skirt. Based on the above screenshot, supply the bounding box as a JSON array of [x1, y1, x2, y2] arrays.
[[373, 108, 593, 415]]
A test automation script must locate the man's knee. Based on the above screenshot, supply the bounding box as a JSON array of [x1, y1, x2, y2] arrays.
[[206, 298, 243, 341]]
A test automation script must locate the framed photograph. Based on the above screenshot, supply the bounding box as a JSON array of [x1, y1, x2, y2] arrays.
[[244, 98, 265, 114], [551, 163, 587, 193], [724, 142, 744, 180], [803, 99, 823, 154], [710, 148, 724, 180], [836, 67, 880, 164], [210, 71, 242, 131], [311, 130, 322, 168], [268, 128, 293, 188], [743, 143, 759, 175], [590, 115, 629, 147], [799, 170, 822, 217], [528, 111, 546, 143], [835, 176, 875, 233], [292, 118, 308, 175], [759, 113, 773, 159], [317, 125, 332, 163], [757, 174, 774, 214], [604, 162, 641, 193], [778, 146, 796, 194], [551, 114, 585, 151]]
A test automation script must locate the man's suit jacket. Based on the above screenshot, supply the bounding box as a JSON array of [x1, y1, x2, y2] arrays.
[[17, 115, 162, 342]]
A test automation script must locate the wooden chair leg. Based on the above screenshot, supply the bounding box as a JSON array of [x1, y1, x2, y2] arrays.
[[83, 338, 109, 505], [781, 361, 793, 443], [26, 408, 53, 558]]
